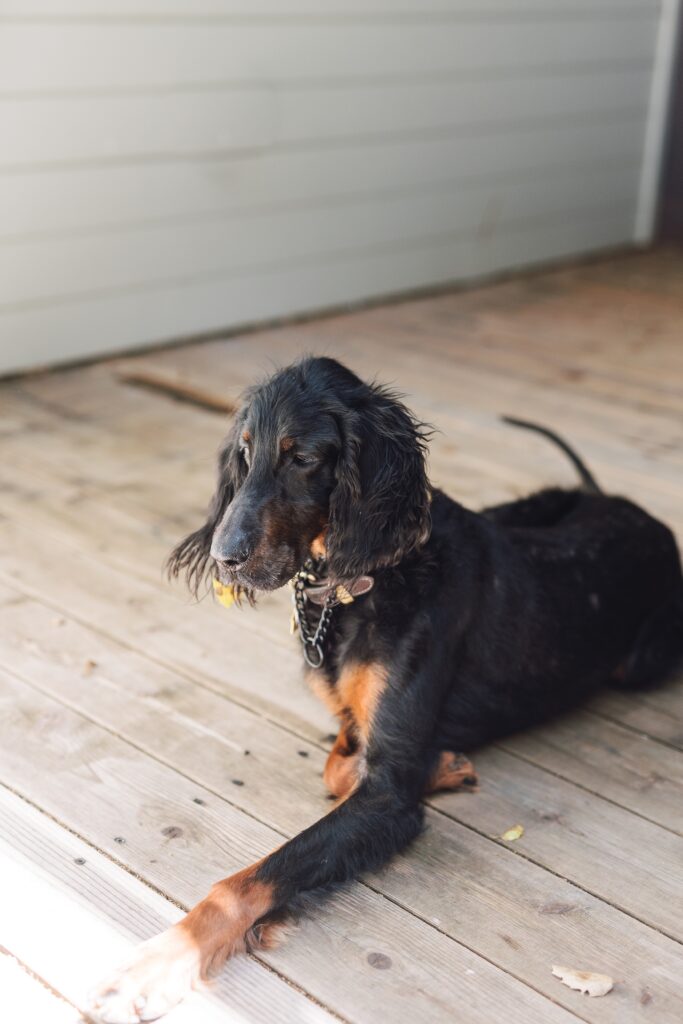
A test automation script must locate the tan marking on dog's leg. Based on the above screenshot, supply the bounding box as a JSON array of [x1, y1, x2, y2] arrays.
[[90, 865, 275, 1023], [305, 666, 344, 718], [323, 728, 361, 800], [337, 662, 388, 743], [426, 751, 478, 794]]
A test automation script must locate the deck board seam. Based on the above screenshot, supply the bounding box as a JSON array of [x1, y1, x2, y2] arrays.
[[0, 944, 84, 1020], [2, 567, 682, 856], [2, 558, 682, 848], [357, 882, 592, 1024], [496, 740, 683, 838], [0, 754, 580, 1023], [0, 779, 352, 1024], [3, 650, 682, 957], [426, 801, 683, 947]]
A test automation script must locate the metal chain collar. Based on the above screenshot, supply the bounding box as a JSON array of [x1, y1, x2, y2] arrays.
[[290, 557, 335, 669]]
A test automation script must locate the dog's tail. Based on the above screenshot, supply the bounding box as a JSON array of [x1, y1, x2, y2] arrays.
[[501, 416, 601, 494]]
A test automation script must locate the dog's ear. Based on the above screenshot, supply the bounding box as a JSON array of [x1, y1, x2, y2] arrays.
[[326, 386, 431, 579], [166, 413, 245, 596]]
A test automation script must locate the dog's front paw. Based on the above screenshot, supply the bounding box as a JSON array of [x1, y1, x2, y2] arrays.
[[89, 928, 201, 1023]]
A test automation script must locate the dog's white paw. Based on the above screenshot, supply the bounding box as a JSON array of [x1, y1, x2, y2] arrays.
[[89, 929, 200, 1023]]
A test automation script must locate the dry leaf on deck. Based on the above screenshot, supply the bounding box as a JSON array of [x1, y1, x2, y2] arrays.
[[552, 965, 613, 997], [500, 824, 524, 842]]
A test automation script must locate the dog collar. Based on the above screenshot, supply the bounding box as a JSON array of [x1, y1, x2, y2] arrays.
[[289, 558, 374, 668]]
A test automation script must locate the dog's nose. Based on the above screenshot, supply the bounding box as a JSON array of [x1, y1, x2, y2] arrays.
[[210, 531, 252, 568]]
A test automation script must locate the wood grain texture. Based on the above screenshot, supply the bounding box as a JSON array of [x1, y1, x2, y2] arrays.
[[0, 669, 585, 1024], [1, 246, 682, 1020], [0, 786, 338, 1024], [1, 592, 682, 1021]]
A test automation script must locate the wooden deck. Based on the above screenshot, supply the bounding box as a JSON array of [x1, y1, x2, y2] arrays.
[[1, 245, 682, 1023]]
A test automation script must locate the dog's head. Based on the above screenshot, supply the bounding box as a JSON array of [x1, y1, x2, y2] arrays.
[[167, 357, 431, 597]]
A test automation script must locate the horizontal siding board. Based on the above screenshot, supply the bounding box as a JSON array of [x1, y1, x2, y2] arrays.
[[0, 120, 645, 241], [0, 2, 662, 16], [0, 69, 653, 169], [0, 2, 667, 369], [0, 209, 635, 373], [0, 164, 641, 308], [0, 19, 658, 93]]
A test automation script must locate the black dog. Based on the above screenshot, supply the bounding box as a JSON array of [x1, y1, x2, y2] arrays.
[[92, 356, 683, 1023]]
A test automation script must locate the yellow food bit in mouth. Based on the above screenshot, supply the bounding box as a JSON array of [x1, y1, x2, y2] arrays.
[[213, 578, 236, 608]]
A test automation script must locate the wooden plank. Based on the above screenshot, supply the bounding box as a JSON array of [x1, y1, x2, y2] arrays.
[[0, 952, 80, 1024], [3, 572, 683, 944], [0, 121, 644, 240], [1, 359, 682, 746], [0, 668, 585, 1024], [0, 516, 331, 741], [500, 706, 683, 834], [593, 686, 683, 752], [2, 303, 681, 542], [2, 594, 683, 1020], [0, 19, 658, 94], [99, 308, 683, 480], [0, 424, 678, 671], [2, 72, 650, 168], [1, 245, 683, 1023], [8, 276, 683, 493], [429, 745, 683, 941], [2, 351, 682, 537], [0, 786, 338, 1024], [0, 1, 662, 17]]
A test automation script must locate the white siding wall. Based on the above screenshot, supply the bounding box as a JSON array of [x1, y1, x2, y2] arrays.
[[0, 2, 673, 374]]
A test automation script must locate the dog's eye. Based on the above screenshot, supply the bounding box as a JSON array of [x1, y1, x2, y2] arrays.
[[292, 452, 318, 467]]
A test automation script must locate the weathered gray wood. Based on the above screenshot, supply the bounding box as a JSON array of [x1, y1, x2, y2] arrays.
[[429, 746, 683, 941], [0, 669, 584, 1024], [1, 405, 682, 766], [2, 593, 683, 1021], [2, 246, 683, 1021], [592, 687, 683, 752], [0, 786, 337, 1024], [500, 707, 683, 834], [0, 515, 329, 741]]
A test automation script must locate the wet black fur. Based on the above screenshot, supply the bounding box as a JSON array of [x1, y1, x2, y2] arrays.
[[169, 356, 683, 918]]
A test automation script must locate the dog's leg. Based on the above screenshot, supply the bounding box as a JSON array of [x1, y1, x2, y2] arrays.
[[323, 725, 360, 799], [425, 751, 478, 793], [89, 863, 272, 1023], [91, 660, 439, 1023], [324, 744, 478, 800], [91, 783, 423, 1022]]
